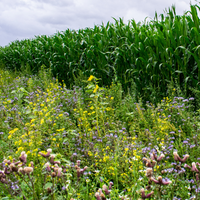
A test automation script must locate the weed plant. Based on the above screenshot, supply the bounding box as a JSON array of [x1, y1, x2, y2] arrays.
[[0, 67, 200, 199]]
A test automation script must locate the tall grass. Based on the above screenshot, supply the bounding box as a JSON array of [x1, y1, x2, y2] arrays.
[[0, 3, 199, 104]]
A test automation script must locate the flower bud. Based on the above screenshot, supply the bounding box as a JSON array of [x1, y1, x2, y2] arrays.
[[192, 162, 199, 173], [44, 162, 51, 172], [47, 187, 52, 194], [140, 188, 154, 199], [51, 172, 56, 178], [109, 181, 113, 189], [18, 167, 25, 175], [157, 154, 165, 162], [95, 192, 101, 200], [102, 184, 110, 195], [173, 152, 189, 163], [19, 151, 27, 163], [24, 167, 33, 174], [77, 160, 81, 167], [57, 168, 62, 177], [146, 168, 153, 178], [184, 164, 191, 169], [9, 163, 18, 172]]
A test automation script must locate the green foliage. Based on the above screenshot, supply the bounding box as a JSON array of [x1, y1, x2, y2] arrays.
[[1, 69, 200, 199], [0, 3, 200, 105]]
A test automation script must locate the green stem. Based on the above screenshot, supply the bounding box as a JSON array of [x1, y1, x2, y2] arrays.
[[28, 173, 38, 200]]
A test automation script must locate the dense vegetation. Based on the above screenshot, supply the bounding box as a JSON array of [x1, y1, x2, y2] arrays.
[[0, 2, 200, 200], [1, 67, 200, 199], [0, 3, 200, 104]]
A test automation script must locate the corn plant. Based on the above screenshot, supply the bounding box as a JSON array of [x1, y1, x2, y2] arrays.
[[0, 2, 199, 105]]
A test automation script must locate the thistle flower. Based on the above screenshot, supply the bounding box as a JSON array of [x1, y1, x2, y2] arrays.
[[157, 154, 165, 162], [196, 162, 200, 167], [77, 160, 81, 167], [49, 155, 60, 165], [146, 168, 153, 178], [57, 168, 62, 177], [150, 176, 172, 185], [109, 181, 113, 190], [51, 172, 56, 178], [140, 188, 154, 199], [150, 152, 157, 160], [19, 151, 27, 164], [24, 167, 33, 174], [3, 159, 11, 165], [53, 164, 60, 172], [18, 167, 25, 175], [192, 162, 199, 173], [143, 158, 156, 168], [0, 178, 8, 184], [4, 167, 11, 174], [102, 184, 110, 195], [47, 187, 52, 194], [39, 149, 52, 158], [173, 152, 189, 163], [9, 163, 18, 172], [49, 155, 55, 164], [184, 164, 191, 169], [0, 171, 6, 179], [44, 162, 51, 172], [95, 192, 101, 200], [14, 161, 21, 166], [100, 193, 106, 200], [76, 165, 88, 181]]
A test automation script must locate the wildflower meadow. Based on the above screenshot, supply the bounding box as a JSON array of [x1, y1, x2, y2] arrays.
[[0, 2, 200, 199], [0, 66, 200, 200]]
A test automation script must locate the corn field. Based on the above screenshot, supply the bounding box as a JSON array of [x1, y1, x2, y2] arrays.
[[0, 3, 200, 102]]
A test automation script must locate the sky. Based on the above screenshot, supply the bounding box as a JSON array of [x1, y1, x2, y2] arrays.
[[0, 0, 198, 47]]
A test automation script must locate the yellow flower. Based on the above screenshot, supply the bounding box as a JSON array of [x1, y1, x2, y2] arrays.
[[40, 119, 44, 124], [93, 85, 99, 93], [8, 135, 12, 139], [88, 75, 95, 81], [90, 106, 94, 110]]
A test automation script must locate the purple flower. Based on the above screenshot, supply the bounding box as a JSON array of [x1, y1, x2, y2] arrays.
[[183, 99, 189, 102]]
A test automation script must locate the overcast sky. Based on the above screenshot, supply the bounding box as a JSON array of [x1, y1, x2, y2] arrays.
[[0, 0, 198, 47]]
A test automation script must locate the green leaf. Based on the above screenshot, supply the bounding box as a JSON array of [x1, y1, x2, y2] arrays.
[[44, 182, 53, 189], [24, 99, 30, 104], [19, 87, 29, 94], [11, 90, 16, 93], [61, 158, 71, 164], [25, 109, 31, 114], [175, 70, 183, 74]]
